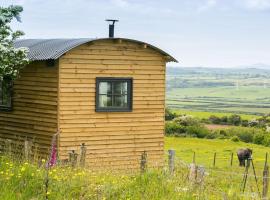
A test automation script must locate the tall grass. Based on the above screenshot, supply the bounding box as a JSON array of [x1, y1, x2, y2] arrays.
[[0, 153, 262, 200]]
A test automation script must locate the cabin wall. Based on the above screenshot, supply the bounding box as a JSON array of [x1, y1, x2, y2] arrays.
[[58, 40, 166, 170], [0, 61, 58, 154]]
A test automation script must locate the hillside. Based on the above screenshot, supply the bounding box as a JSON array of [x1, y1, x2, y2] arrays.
[[166, 66, 270, 115]]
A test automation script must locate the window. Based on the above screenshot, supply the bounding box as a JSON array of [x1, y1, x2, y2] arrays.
[[96, 78, 132, 112], [0, 77, 13, 111]]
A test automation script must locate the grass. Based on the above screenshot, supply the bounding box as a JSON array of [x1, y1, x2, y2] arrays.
[[1, 137, 269, 199], [165, 137, 270, 169], [166, 86, 270, 115], [171, 109, 256, 120]]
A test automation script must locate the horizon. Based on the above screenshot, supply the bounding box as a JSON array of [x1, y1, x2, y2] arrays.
[[1, 0, 270, 68]]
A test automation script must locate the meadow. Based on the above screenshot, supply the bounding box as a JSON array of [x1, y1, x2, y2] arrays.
[[171, 109, 256, 120], [1, 137, 269, 200], [166, 67, 270, 116]]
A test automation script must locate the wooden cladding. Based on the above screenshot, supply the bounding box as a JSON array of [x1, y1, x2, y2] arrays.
[[0, 61, 58, 154], [58, 40, 166, 169]]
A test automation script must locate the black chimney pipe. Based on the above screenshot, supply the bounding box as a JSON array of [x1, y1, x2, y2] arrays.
[[106, 19, 119, 38]]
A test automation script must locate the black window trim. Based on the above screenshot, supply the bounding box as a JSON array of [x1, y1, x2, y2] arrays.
[[95, 77, 133, 112], [0, 77, 13, 112]]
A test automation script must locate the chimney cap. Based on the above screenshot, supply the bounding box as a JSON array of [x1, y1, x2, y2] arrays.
[[106, 19, 119, 25]]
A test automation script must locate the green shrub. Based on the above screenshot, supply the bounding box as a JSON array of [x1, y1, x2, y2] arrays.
[[263, 134, 270, 146], [241, 120, 249, 127], [165, 122, 185, 136], [173, 115, 199, 126], [231, 136, 240, 142], [236, 131, 253, 143], [165, 108, 177, 121], [253, 133, 265, 145], [208, 115, 221, 124], [205, 131, 220, 139], [228, 114, 242, 126], [186, 125, 209, 138]]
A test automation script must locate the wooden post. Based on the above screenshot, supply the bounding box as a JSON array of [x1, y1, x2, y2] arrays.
[[68, 150, 78, 167], [24, 140, 32, 161], [213, 152, 216, 167], [168, 149, 175, 174], [193, 152, 196, 164], [189, 163, 197, 183], [263, 152, 269, 200], [264, 152, 268, 169], [262, 165, 269, 200], [5, 139, 12, 156], [140, 151, 147, 173], [230, 153, 233, 167], [79, 143, 87, 167], [33, 143, 39, 163]]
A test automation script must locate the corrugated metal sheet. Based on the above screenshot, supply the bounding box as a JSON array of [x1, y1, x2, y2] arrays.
[[14, 38, 177, 62]]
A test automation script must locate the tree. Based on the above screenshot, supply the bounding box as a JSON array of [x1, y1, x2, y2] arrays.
[[0, 5, 29, 80]]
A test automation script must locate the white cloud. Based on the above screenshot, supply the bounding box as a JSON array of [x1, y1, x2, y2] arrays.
[[239, 0, 270, 10], [110, 0, 129, 8], [197, 0, 217, 12]]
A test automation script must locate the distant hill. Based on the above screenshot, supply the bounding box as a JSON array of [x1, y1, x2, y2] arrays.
[[167, 66, 270, 76]]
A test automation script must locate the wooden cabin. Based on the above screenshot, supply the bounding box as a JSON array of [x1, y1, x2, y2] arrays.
[[0, 38, 177, 169]]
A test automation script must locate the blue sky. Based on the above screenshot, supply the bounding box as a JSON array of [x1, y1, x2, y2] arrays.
[[1, 0, 270, 67]]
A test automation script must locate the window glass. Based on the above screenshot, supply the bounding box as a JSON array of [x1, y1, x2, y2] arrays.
[[96, 78, 132, 112]]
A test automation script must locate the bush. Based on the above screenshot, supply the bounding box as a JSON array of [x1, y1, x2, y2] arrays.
[[263, 134, 270, 146], [208, 115, 221, 124], [165, 122, 185, 136], [173, 115, 199, 126], [205, 131, 220, 139], [236, 131, 254, 143], [241, 120, 249, 127], [186, 125, 209, 138], [165, 108, 177, 121], [253, 133, 265, 145], [228, 114, 242, 126], [231, 136, 240, 142], [220, 116, 228, 124]]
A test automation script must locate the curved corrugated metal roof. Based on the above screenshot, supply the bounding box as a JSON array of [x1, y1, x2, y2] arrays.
[[14, 38, 177, 62]]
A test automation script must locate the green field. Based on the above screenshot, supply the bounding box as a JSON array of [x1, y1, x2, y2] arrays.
[[171, 109, 256, 120], [166, 67, 270, 116], [165, 137, 269, 169]]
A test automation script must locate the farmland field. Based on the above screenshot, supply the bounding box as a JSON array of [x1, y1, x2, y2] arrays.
[[165, 137, 269, 169], [166, 67, 270, 116]]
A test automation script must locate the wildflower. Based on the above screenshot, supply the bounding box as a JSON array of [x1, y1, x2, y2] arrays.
[[42, 159, 46, 163], [46, 191, 51, 195], [21, 167, 26, 172]]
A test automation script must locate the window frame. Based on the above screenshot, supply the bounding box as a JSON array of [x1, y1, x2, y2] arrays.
[[95, 77, 133, 112], [0, 77, 13, 112]]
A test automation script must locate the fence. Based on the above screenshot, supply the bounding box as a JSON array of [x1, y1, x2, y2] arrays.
[[1, 136, 270, 199]]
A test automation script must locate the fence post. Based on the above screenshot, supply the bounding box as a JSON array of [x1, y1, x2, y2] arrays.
[[213, 152, 216, 167], [140, 151, 147, 173], [262, 165, 269, 200], [68, 150, 78, 167], [24, 140, 32, 161], [189, 163, 197, 183], [5, 139, 12, 156], [79, 143, 87, 167], [193, 152, 196, 164], [230, 153, 233, 167], [168, 149, 175, 174], [263, 152, 269, 200]]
